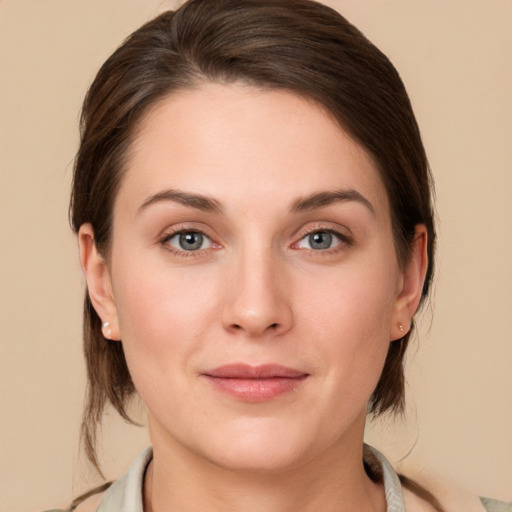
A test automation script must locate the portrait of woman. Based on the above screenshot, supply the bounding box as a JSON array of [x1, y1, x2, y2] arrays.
[[0, 1, 510, 511]]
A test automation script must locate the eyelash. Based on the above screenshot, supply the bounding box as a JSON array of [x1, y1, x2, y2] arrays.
[[293, 227, 353, 254], [159, 227, 217, 257], [159, 226, 353, 257]]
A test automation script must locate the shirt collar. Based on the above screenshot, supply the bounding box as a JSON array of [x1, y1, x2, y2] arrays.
[[97, 444, 406, 512]]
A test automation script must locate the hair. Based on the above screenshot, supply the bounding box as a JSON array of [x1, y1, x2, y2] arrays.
[[70, 0, 435, 484]]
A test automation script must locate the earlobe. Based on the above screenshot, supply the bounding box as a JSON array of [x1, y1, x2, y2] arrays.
[[78, 224, 121, 341], [390, 225, 429, 341]]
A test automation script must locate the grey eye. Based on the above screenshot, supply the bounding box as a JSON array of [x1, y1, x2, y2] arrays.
[[297, 230, 342, 250], [179, 232, 204, 250], [167, 231, 211, 251], [308, 232, 333, 250]]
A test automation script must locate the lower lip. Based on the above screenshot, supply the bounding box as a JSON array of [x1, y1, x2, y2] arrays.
[[204, 376, 308, 402]]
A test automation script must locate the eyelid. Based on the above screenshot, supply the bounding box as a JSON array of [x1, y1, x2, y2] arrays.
[[159, 224, 221, 256], [296, 230, 341, 250], [291, 224, 354, 251], [157, 222, 352, 257], [165, 231, 213, 250]]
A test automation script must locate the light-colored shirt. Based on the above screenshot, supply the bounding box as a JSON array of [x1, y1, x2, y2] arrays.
[[95, 445, 407, 512], [45, 444, 510, 511]]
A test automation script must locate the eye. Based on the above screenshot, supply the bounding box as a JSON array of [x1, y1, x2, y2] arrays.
[[296, 230, 344, 250], [164, 231, 213, 252]]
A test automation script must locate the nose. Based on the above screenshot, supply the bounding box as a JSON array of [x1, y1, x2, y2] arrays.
[[221, 248, 293, 338]]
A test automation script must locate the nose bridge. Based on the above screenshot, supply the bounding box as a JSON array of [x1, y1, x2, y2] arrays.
[[222, 237, 292, 337]]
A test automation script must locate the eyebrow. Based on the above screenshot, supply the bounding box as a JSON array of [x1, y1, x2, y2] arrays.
[[138, 189, 223, 215], [137, 187, 374, 217], [290, 189, 375, 215]]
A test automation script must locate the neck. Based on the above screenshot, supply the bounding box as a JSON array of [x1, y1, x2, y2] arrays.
[[144, 420, 385, 512]]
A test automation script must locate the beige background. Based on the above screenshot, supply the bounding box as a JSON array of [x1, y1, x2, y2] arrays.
[[0, 1, 511, 510]]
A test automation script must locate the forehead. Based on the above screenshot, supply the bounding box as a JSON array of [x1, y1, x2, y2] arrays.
[[117, 83, 389, 220]]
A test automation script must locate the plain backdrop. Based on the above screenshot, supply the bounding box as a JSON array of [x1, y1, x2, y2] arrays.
[[0, 1, 511, 510]]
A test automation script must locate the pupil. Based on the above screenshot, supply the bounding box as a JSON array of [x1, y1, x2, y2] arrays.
[[310, 232, 332, 250], [179, 232, 203, 250]]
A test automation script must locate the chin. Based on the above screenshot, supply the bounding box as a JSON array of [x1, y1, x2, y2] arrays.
[[203, 443, 307, 475], [189, 418, 323, 474]]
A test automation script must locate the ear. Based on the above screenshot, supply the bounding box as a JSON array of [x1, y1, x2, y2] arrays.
[[78, 224, 121, 341], [389, 224, 429, 341]]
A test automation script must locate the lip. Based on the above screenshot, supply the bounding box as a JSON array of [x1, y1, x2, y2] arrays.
[[202, 364, 309, 402]]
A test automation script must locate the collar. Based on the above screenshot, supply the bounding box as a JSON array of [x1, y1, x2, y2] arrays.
[[97, 444, 406, 512]]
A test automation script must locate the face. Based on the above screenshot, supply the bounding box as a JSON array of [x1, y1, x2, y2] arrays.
[[82, 83, 424, 473]]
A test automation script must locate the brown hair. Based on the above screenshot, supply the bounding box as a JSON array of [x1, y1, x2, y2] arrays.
[[70, 0, 435, 475]]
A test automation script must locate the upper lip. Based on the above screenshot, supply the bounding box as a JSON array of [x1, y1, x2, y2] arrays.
[[204, 363, 308, 379]]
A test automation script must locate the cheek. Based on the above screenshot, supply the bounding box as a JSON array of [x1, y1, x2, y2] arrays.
[[301, 258, 398, 341], [110, 253, 222, 376], [297, 258, 399, 387], [110, 263, 225, 423]]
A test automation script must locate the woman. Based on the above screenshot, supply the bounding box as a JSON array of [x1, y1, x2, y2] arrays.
[[50, 0, 508, 510]]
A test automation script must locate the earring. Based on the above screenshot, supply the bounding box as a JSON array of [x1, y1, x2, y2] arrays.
[[102, 321, 112, 338], [399, 323, 404, 333]]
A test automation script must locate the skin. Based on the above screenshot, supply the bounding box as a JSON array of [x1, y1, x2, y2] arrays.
[[79, 83, 428, 512]]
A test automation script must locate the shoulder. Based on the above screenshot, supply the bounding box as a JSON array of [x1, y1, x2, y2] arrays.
[[370, 441, 508, 512], [480, 497, 512, 512], [73, 447, 152, 512], [401, 488, 511, 512], [401, 471, 509, 512]]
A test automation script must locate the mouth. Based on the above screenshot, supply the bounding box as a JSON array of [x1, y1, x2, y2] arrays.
[[201, 363, 309, 402]]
